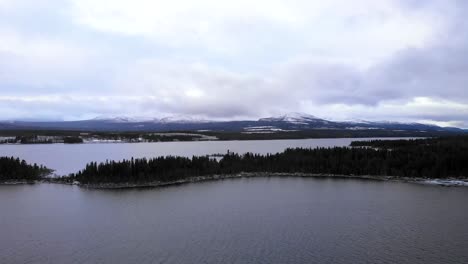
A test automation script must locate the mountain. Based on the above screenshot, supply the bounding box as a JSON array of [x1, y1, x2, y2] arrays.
[[0, 113, 464, 133], [91, 116, 155, 123], [91, 115, 209, 124], [158, 115, 209, 124], [259, 112, 325, 123]]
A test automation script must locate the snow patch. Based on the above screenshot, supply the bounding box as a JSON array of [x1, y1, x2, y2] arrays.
[[158, 115, 209, 124], [91, 115, 154, 123], [259, 112, 324, 123], [422, 179, 468, 187], [243, 126, 298, 133]]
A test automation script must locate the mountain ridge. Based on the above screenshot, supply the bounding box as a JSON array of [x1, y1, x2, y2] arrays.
[[0, 112, 464, 133]]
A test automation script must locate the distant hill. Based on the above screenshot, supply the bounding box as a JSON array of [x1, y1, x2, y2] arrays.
[[0, 113, 464, 133]]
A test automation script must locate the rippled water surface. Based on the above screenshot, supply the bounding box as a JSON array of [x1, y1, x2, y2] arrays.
[[1, 178, 468, 264]]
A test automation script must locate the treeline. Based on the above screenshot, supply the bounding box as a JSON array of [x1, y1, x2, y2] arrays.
[[0, 136, 83, 144], [2, 128, 462, 143], [0, 157, 52, 181], [351, 139, 424, 148], [63, 137, 84, 144], [350, 136, 468, 149], [208, 130, 459, 141], [66, 136, 468, 184], [143, 134, 204, 142]]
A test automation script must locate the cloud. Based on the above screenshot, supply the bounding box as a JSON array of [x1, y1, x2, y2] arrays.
[[308, 97, 468, 123], [69, 0, 439, 63], [0, 29, 91, 84], [0, 0, 467, 127]]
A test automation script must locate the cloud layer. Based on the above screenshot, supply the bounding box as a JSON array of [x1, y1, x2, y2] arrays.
[[0, 0, 467, 127]]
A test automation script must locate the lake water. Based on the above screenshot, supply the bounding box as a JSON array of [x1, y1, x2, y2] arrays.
[[1, 178, 467, 264], [0, 138, 412, 175]]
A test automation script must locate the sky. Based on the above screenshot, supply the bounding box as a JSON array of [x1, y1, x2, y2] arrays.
[[0, 0, 467, 127]]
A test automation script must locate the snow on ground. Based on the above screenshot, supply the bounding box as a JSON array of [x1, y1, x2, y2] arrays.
[[422, 179, 468, 187], [0, 136, 16, 140], [345, 127, 379, 130], [83, 139, 124, 143], [242, 126, 298, 134], [150, 133, 218, 140], [258, 112, 323, 123]]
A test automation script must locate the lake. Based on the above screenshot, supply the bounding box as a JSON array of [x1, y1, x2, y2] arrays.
[[1, 178, 467, 264], [0, 138, 414, 175]]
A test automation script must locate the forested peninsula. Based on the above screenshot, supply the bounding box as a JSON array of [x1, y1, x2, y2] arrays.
[[58, 136, 468, 187], [0, 157, 52, 183]]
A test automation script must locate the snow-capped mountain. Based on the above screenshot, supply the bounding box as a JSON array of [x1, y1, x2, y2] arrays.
[[158, 115, 209, 124], [91, 116, 155, 123], [330, 118, 373, 124], [0, 113, 464, 133], [259, 112, 326, 124], [92, 115, 209, 124]]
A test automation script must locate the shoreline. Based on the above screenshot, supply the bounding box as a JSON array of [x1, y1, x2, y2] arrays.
[[73, 173, 468, 189], [4, 173, 468, 189], [0, 180, 36, 185], [0, 136, 427, 146]]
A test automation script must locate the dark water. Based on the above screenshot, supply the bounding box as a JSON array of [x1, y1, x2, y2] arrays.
[[0, 138, 414, 175], [1, 178, 468, 264]]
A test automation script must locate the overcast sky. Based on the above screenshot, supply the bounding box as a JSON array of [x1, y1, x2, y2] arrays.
[[0, 0, 467, 127]]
